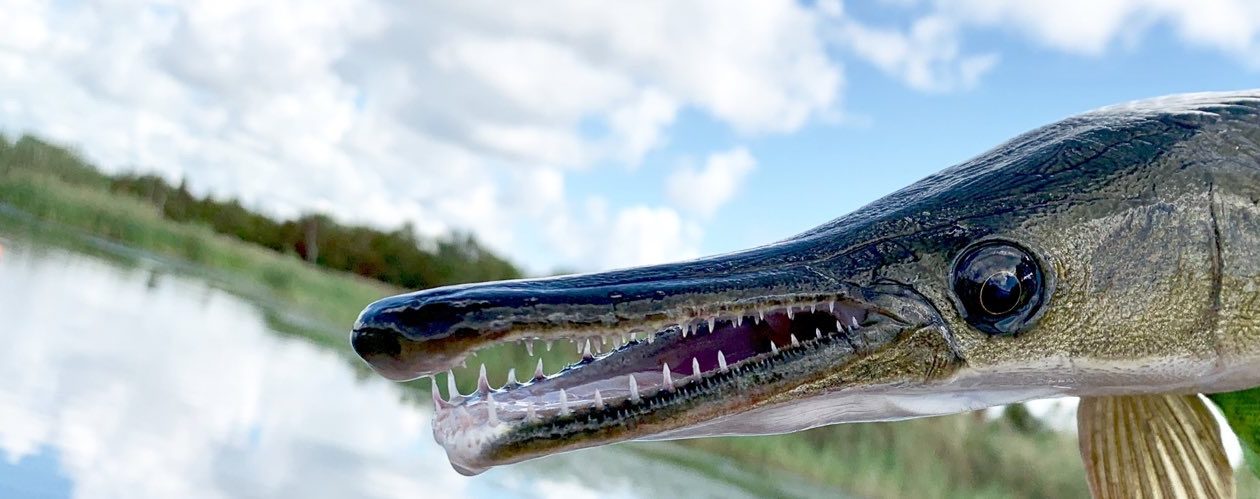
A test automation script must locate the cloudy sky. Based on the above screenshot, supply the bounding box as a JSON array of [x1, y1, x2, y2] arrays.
[[3, 0, 1260, 274]]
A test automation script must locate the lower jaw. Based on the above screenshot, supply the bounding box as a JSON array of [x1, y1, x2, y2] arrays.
[[424, 300, 892, 468], [432, 372, 757, 474], [429, 333, 883, 474]]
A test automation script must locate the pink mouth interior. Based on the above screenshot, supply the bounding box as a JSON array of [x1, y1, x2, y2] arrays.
[[431, 301, 873, 427]]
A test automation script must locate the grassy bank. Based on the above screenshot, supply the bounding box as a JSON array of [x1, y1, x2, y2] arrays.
[[685, 413, 1085, 498], [0, 168, 397, 345]]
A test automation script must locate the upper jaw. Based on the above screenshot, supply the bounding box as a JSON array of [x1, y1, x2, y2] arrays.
[[350, 257, 872, 380]]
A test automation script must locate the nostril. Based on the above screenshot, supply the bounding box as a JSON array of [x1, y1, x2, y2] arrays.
[[351, 328, 403, 360]]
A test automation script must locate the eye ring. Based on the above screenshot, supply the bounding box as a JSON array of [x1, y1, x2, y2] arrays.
[[951, 240, 1047, 336]]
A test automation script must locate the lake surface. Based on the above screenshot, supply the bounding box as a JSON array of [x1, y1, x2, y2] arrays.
[[0, 226, 837, 499]]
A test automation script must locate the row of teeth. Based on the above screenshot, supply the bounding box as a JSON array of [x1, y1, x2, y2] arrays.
[[455, 299, 857, 364], [431, 301, 867, 426]]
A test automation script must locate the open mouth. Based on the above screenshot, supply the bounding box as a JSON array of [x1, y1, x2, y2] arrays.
[[423, 296, 897, 472]]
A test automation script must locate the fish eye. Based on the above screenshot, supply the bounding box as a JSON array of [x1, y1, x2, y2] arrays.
[[951, 241, 1045, 336]]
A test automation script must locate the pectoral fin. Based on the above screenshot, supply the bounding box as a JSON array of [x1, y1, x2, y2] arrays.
[[1077, 395, 1234, 499]]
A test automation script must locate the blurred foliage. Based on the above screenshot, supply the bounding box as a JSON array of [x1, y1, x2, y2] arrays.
[[1209, 387, 1260, 478], [684, 412, 1087, 499], [0, 134, 521, 291], [1002, 402, 1048, 435]]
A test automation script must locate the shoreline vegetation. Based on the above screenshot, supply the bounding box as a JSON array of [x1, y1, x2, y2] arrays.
[[5, 134, 1256, 498]]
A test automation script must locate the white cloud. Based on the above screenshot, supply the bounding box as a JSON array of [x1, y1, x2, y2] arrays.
[[666, 147, 757, 219], [822, 1, 1260, 92], [9, 0, 1260, 275], [926, 1, 1260, 67], [0, 0, 841, 274], [816, 3, 998, 92], [0, 243, 467, 499], [544, 197, 702, 271], [604, 205, 703, 269], [829, 15, 998, 92]]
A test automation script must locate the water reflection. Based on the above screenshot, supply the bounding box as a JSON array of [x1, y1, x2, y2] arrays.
[[0, 235, 819, 498]]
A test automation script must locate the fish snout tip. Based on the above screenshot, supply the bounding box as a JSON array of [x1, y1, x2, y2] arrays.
[[349, 326, 418, 381], [350, 292, 477, 381]]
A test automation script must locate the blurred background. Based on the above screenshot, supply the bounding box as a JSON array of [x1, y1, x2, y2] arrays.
[[2, 1, 1260, 498]]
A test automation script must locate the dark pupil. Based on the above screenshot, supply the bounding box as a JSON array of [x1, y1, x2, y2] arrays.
[[952, 242, 1045, 336], [980, 271, 1022, 315]]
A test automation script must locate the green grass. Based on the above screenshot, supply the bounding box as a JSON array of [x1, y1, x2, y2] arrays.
[[7, 162, 1260, 498], [678, 411, 1260, 498], [0, 170, 397, 343], [681, 414, 1085, 499]]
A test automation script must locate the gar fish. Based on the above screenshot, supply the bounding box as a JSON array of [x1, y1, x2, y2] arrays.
[[351, 90, 1260, 498]]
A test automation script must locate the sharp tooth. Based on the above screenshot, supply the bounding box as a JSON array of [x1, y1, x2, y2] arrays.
[[849, 316, 860, 328], [791, 334, 800, 346], [708, 317, 716, 334], [736, 315, 743, 327], [630, 332, 638, 341], [629, 375, 640, 402], [594, 390, 605, 410], [836, 320, 844, 333], [430, 376, 449, 409], [621, 333, 629, 344], [506, 368, 519, 386], [477, 364, 492, 394], [786, 306, 795, 319], [526, 341, 535, 356], [487, 393, 499, 425], [534, 358, 546, 380], [601, 335, 608, 345], [460, 359, 467, 369], [758, 309, 765, 322], [559, 389, 571, 416], [692, 357, 701, 379], [829, 301, 836, 314], [682, 323, 690, 337], [815, 327, 822, 340], [582, 339, 593, 360], [546, 340, 554, 352], [577, 339, 583, 354], [447, 370, 461, 398], [527, 403, 538, 422], [770, 341, 779, 354], [662, 363, 675, 392], [648, 333, 655, 343], [718, 351, 728, 372], [810, 304, 817, 313]]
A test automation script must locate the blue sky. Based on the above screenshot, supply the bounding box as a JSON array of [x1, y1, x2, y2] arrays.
[[3, 0, 1260, 274], [603, 19, 1260, 262]]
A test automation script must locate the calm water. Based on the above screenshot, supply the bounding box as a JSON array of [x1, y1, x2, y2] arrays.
[[0, 228, 835, 499]]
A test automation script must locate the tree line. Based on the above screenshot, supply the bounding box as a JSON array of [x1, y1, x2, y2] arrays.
[[0, 134, 522, 289]]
